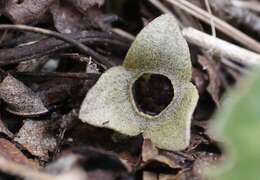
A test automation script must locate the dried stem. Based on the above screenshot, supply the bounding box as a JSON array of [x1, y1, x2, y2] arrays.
[[166, 0, 260, 53], [182, 27, 260, 67], [0, 24, 115, 67], [0, 31, 129, 66], [13, 72, 100, 80]]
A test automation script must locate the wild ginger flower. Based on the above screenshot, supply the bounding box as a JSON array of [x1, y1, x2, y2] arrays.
[[79, 14, 198, 151]]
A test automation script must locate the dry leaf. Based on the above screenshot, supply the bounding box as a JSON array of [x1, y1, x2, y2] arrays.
[[50, 1, 86, 34], [142, 139, 180, 169], [2, 0, 56, 24], [198, 56, 221, 105], [0, 138, 38, 167], [14, 120, 57, 160], [66, 0, 104, 13], [192, 67, 208, 95], [0, 119, 13, 138], [0, 74, 48, 116]]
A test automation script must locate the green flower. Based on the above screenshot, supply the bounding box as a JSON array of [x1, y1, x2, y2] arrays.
[[79, 14, 198, 151]]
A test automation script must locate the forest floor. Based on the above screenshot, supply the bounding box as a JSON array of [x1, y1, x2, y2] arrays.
[[0, 0, 259, 180]]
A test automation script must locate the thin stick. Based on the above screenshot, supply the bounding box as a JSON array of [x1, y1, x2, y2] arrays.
[[166, 0, 260, 53], [148, 0, 184, 28], [13, 72, 100, 80], [182, 27, 260, 67], [112, 28, 135, 41], [0, 24, 114, 67], [148, 0, 172, 14], [222, 58, 249, 74], [204, 0, 216, 37]]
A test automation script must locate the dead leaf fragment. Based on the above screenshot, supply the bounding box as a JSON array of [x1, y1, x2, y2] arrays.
[[142, 139, 180, 169], [14, 120, 57, 160], [67, 0, 104, 13], [0, 119, 13, 138], [0, 74, 48, 116], [0, 138, 37, 167], [198, 56, 221, 105], [2, 0, 56, 24], [50, 1, 86, 34]]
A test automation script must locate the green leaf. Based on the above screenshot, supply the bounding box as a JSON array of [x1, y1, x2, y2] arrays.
[[207, 67, 260, 180]]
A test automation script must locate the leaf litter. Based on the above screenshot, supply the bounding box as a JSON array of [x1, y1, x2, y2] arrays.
[[0, 0, 258, 179]]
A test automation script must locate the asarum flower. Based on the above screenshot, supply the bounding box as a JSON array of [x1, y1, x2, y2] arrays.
[[79, 14, 199, 151]]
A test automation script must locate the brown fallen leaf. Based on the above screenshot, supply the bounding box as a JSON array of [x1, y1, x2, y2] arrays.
[[14, 120, 57, 160], [2, 0, 56, 24], [142, 139, 180, 169], [66, 0, 104, 13], [50, 1, 87, 34], [36, 78, 83, 106], [0, 138, 38, 168], [198, 56, 221, 105], [192, 67, 208, 95], [0, 74, 48, 116]]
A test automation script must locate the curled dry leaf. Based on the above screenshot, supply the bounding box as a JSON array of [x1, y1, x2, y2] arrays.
[[0, 74, 48, 116], [0, 119, 13, 138], [198, 56, 221, 105], [142, 139, 180, 169], [0, 138, 38, 168], [192, 67, 208, 95], [2, 0, 56, 24], [14, 120, 57, 160], [79, 14, 199, 151]]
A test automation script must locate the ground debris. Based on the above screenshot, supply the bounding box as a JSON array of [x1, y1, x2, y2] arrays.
[[14, 120, 57, 160], [0, 138, 38, 167], [0, 74, 48, 116]]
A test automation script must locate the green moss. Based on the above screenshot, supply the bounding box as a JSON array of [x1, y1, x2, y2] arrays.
[[79, 14, 198, 151]]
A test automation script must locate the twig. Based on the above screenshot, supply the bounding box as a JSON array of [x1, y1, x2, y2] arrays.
[[209, 0, 260, 36], [222, 58, 249, 74], [0, 31, 129, 66], [166, 0, 260, 53], [13, 72, 100, 80], [204, 0, 216, 37], [148, 0, 172, 14], [0, 24, 115, 67], [148, 0, 183, 27], [182, 27, 260, 67], [112, 28, 135, 41]]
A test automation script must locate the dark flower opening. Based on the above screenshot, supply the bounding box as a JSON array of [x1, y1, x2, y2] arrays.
[[132, 73, 174, 116]]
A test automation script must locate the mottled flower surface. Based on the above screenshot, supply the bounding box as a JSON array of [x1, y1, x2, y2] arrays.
[[79, 14, 198, 151]]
